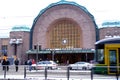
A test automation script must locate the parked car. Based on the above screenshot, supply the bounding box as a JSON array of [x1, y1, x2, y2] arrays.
[[32, 60, 58, 70], [68, 61, 93, 70]]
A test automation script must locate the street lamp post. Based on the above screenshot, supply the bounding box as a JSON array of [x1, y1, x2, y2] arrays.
[[35, 44, 41, 62], [9, 38, 22, 58], [52, 50, 55, 61]]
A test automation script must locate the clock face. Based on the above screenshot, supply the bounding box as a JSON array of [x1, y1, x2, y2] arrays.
[[62, 39, 67, 44]]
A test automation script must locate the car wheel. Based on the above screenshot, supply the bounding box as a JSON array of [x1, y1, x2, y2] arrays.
[[32, 67, 35, 70], [82, 67, 87, 70], [34, 67, 37, 70], [69, 67, 72, 70], [48, 67, 52, 70]]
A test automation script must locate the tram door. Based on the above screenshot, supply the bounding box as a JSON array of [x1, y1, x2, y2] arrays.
[[108, 49, 119, 74]]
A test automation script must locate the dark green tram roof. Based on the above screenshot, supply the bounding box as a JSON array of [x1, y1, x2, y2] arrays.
[[95, 37, 120, 45]]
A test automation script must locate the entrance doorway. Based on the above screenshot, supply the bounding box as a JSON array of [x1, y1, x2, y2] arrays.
[[108, 49, 119, 74]]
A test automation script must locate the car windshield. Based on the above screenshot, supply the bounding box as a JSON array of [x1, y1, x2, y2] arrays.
[[37, 61, 52, 64], [75, 62, 86, 64], [43, 61, 51, 64]]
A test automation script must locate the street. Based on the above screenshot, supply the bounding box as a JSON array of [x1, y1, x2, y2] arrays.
[[0, 65, 119, 80]]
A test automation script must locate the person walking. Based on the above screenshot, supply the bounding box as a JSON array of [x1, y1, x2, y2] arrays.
[[28, 59, 32, 71], [32, 59, 36, 64], [14, 58, 19, 72], [2, 59, 7, 71], [6, 58, 10, 71]]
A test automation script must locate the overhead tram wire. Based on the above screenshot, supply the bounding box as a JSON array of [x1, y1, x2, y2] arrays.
[[0, 16, 35, 19]]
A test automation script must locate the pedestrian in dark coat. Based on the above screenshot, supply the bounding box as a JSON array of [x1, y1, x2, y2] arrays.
[[2, 59, 7, 71], [25, 61, 28, 65], [6, 58, 10, 71], [14, 58, 19, 72]]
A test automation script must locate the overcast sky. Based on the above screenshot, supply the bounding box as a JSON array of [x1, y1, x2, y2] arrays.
[[0, 0, 120, 37]]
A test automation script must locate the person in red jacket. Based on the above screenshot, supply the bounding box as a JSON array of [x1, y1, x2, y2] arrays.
[[32, 59, 36, 64]]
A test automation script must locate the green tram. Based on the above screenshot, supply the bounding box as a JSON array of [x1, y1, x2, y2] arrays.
[[94, 37, 120, 74]]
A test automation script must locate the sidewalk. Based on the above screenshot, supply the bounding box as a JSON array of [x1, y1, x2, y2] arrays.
[[0, 75, 119, 80]]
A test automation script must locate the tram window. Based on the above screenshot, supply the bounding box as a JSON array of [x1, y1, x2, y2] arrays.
[[109, 50, 117, 64], [97, 49, 104, 64]]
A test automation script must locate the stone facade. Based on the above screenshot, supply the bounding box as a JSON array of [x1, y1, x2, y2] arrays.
[[0, 31, 30, 64], [99, 27, 120, 39], [31, 4, 97, 50], [9, 31, 30, 64], [0, 38, 9, 56]]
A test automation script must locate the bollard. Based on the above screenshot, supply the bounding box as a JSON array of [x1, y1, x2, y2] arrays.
[[67, 66, 70, 80], [45, 67, 47, 80], [115, 70, 119, 80], [91, 67, 93, 80], [24, 65, 26, 79]]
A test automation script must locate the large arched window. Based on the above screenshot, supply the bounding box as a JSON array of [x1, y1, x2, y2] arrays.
[[49, 19, 81, 49]]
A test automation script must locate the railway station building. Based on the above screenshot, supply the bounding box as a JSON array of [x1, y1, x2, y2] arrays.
[[0, 0, 120, 64]]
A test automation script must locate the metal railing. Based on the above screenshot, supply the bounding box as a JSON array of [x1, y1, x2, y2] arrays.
[[0, 65, 119, 80]]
